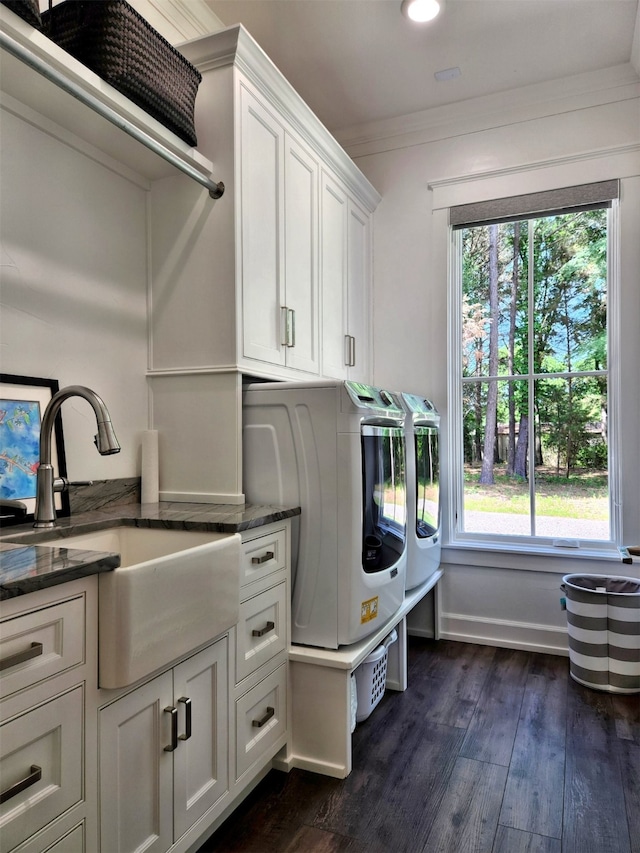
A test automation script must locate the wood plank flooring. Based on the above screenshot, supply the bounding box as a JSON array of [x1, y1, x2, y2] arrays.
[[197, 638, 639, 853]]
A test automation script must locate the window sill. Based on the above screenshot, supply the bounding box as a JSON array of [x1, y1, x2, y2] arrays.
[[441, 540, 634, 575]]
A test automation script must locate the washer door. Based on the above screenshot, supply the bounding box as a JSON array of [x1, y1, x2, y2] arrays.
[[361, 423, 407, 573], [415, 424, 440, 539]]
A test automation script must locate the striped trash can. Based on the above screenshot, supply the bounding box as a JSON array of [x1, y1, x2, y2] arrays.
[[562, 574, 640, 694]]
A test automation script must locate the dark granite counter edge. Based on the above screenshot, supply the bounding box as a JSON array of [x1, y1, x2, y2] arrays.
[[0, 502, 300, 599], [0, 544, 120, 600]]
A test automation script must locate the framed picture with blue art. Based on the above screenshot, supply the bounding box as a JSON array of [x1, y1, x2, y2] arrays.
[[0, 374, 70, 523]]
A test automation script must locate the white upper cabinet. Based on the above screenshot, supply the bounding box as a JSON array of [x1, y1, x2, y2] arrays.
[[239, 83, 320, 375], [320, 172, 372, 382], [283, 131, 320, 375], [239, 84, 286, 367], [320, 171, 349, 380], [156, 24, 381, 383]]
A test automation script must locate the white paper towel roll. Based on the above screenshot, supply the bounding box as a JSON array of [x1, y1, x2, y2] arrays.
[[141, 430, 159, 504]]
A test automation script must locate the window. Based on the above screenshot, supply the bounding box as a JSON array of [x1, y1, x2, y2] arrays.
[[450, 181, 619, 549]]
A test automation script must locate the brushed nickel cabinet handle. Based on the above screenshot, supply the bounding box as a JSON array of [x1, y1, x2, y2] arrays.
[[251, 551, 274, 565], [288, 308, 296, 347], [0, 764, 42, 804], [0, 641, 43, 672], [281, 306, 289, 346], [178, 697, 192, 741], [252, 706, 275, 728], [164, 706, 178, 752], [252, 621, 275, 638]]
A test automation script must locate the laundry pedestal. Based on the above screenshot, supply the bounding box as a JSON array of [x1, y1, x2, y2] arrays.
[[277, 572, 442, 779]]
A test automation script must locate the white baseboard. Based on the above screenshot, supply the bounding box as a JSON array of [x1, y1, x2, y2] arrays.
[[439, 612, 569, 656]]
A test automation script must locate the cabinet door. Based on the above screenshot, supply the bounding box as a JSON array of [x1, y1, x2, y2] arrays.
[[240, 83, 286, 366], [346, 199, 372, 382], [320, 171, 349, 380], [172, 639, 228, 840], [283, 132, 320, 374], [99, 673, 173, 853]]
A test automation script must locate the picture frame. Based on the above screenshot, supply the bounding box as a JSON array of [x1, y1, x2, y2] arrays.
[[0, 373, 70, 523]]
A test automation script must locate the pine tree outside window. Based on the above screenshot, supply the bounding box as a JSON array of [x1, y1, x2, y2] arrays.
[[450, 181, 619, 549]]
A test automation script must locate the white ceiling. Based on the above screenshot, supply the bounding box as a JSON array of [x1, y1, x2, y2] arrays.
[[204, 0, 640, 134]]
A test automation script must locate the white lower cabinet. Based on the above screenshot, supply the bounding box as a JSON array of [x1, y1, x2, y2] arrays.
[[0, 578, 95, 853], [235, 663, 287, 781], [0, 686, 83, 852], [0, 520, 291, 853], [99, 638, 228, 853]]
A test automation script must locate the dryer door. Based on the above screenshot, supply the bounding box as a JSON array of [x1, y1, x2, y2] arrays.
[[361, 424, 407, 573]]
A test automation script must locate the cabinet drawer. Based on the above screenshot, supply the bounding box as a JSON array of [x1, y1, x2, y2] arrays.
[[0, 686, 83, 852], [241, 528, 286, 591], [44, 823, 84, 853], [236, 583, 287, 683], [0, 596, 85, 700], [235, 663, 286, 780]]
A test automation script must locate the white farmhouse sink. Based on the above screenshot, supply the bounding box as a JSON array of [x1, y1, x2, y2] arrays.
[[37, 526, 241, 688]]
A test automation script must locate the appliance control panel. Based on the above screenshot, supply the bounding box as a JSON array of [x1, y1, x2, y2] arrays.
[[344, 381, 403, 413]]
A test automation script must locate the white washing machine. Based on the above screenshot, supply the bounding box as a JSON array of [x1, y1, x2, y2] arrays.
[[398, 393, 442, 591], [242, 379, 407, 649]]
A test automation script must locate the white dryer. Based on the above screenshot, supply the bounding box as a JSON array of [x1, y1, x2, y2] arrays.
[[398, 393, 442, 590], [242, 379, 407, 649]]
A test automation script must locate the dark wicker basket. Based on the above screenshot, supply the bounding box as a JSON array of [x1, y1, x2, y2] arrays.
[[1, 0, 42, 29], [41, 0, 201, 147]]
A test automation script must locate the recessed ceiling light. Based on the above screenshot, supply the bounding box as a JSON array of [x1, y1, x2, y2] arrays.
[[434, 66, 461, 82], [401, 0, 442, 23]]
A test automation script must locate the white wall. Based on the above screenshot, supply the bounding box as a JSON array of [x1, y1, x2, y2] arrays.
[[347, 82, 640, 653], [0, 108, 149, 480]]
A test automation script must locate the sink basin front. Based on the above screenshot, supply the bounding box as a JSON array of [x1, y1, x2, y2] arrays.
[[35, 526, 241, 688]]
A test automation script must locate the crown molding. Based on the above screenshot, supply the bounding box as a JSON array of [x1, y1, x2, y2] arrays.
[[336, 64, 640, 160], [130, 0, 224, 43], [428, 143, 640, 211], [180, 24, 381, 212]]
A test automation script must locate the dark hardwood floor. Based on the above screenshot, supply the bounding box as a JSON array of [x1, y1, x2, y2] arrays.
[[198, 638, 640, 853]]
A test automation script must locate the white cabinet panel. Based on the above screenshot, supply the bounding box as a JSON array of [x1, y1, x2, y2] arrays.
[[236, 583, 287, 683], [347, 198, 372, 382], [240, 84, 285, 366], [240, 527, 287, 591], [99, 637, 229, 853], [284, 132, 320, 375], [235, 664, 287, 781], [0, 595, 85, 700], [320, 171, 372, 383], [320, 171, 349, 380], [99, 673, 174, 853], [172, 643, 228, 839], [0, 686, 83, 852]]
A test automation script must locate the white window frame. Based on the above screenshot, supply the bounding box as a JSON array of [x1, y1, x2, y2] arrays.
[[448, 204, 620, 557]]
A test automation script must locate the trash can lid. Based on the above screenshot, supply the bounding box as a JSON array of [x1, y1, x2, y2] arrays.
[[562, 573, 640, 595]]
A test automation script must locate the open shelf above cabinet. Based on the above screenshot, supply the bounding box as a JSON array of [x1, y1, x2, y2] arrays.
[[0, 5, 224, 197]]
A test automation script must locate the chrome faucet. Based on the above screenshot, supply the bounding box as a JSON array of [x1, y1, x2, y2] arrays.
[[34, 385, 120, 528]]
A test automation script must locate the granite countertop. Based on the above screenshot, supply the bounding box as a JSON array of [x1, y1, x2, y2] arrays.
[[0, 501, 300, 600]]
